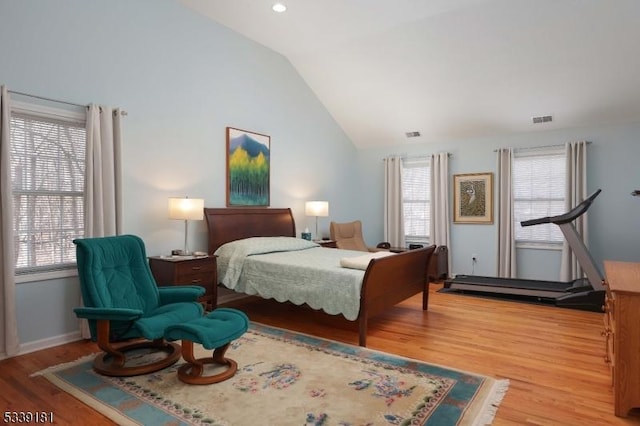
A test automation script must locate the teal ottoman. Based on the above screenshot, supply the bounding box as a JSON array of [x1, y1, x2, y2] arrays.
[[164, 308, 249, 385]]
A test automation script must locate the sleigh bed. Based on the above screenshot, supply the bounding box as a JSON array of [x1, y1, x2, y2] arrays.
[[204, 207, 435, 346]]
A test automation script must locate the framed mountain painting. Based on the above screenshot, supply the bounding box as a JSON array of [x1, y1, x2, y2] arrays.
[[226, 127, 270, 206]]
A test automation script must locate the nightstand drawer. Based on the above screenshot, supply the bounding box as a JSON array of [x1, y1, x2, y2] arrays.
[[148, 255, 218, 310], [174, 259, 216, 279], [175, 273, 214, 286]]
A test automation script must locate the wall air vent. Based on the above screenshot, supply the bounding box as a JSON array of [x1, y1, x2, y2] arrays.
[[532, 115, 553, 124], [405, 131, 421, 138]]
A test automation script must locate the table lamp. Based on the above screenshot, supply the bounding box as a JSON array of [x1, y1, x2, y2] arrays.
[[168, 197, 204, 255], [305, 201, 329, 240]]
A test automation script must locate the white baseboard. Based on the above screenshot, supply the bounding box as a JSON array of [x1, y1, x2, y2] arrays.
[[18, 331, 82, 357]]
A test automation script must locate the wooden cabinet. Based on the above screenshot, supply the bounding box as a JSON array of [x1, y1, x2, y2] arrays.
[[603, 260, 640, 417], [149, 255, 217, 311], [428, 245, 449, 283]]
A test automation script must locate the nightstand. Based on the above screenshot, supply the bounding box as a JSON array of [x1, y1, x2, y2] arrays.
[[314, 240, 337, 248], [149, 255, 217, 311]]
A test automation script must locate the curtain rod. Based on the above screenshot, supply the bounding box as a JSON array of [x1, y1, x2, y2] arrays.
[[383, 153, 452, 161], [493, 141, 591, 152], [8, 89, 128, 116]]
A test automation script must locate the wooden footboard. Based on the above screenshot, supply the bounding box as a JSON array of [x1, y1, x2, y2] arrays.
[[357, 245, 436, 346], [204, 207, 437, 347]]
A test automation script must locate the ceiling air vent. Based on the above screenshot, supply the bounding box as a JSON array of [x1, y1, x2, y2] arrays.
[[405, 131, 421, 138], [532, 115, 553, 124]]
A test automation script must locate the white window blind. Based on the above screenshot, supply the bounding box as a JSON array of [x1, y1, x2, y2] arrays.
[[401, 157, 430, 242], [513, 147, 566, 244], [10, 110, 86, 273]]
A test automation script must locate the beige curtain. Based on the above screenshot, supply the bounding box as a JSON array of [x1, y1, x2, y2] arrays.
[[0, 86, 19, 358], [79, 104, 123, 338], [383, 156, 405, 247], [496, 148, 516, 277], [429, 152, 451, 266], [85, 104, 123, 237], [560, 141, 588, 281]]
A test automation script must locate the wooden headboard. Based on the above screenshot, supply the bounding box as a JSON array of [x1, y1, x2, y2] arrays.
[[204, 208, 296, 254]]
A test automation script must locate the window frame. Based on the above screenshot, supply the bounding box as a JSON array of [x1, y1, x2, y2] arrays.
[[10, 100, 86, 282], [512, 146, 566, 250], [401, 157, 431, 245]]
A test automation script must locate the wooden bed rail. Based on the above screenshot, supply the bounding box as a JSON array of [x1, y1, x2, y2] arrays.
[[358, 245, 436, 346]]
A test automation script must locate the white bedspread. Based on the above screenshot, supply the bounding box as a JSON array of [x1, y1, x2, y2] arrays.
[[215, 237, 368, 320]]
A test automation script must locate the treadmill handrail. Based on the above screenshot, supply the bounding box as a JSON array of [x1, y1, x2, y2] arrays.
[[521, 189, 601, 227]]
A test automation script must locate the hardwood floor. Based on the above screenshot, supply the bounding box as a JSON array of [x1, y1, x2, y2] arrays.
[[2, 283, 639, 425]]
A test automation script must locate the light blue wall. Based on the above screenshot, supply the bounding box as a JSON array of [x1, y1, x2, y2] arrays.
[[356, 124, 640, 278], [15, 277, 81, 349], [2, 0, 640, 350], [0, 0, 358, 347]]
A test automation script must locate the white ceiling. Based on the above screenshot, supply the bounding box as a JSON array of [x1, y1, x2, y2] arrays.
[[180, 0, 640, 148]]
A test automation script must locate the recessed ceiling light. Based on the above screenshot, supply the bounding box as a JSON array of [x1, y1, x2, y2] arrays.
[[272, 3, 287, 13]]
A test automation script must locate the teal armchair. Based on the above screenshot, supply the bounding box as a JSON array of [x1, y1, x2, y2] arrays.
[[73, 234, 205, 376]]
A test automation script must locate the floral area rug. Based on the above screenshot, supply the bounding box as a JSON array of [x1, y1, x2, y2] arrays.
[[35, 323, 508, 425]]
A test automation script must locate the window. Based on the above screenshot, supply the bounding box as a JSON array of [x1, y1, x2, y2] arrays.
[[401, 157, 430, 244], [10, 103, 86, 274], [512, 147, 566, 245]]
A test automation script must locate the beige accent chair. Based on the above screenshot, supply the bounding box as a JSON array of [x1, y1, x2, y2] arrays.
[[329, 220, 387, 252]]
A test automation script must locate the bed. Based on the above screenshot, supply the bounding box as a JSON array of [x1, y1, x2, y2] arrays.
[[204, 207, 436, 346]]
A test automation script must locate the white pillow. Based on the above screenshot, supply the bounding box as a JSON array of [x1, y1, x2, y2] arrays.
[[214, 236, 318, 259]]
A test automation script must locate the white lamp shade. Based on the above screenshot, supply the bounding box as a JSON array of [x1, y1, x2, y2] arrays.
[[168, 197, 204, 221], [305, 201, 329, 217]]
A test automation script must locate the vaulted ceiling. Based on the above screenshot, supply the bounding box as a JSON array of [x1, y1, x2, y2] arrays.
[[180, 0, 640, 148]]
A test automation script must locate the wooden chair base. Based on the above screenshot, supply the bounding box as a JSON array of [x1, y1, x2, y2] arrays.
[[177, 340, 238, 385], [93, 319, 182, 377], [93, 340, 181, 377]]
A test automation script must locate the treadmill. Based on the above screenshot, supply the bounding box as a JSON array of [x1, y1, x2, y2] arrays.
[[443, 189, 605, 312]]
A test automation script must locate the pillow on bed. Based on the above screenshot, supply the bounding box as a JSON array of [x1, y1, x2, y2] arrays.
[[214, 236, 319, 259]]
